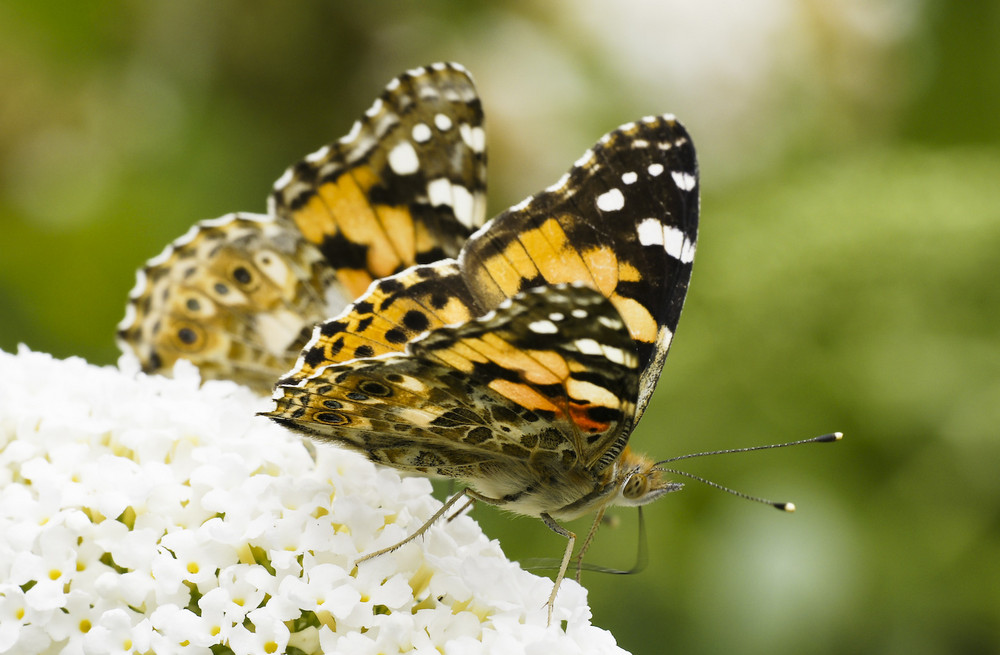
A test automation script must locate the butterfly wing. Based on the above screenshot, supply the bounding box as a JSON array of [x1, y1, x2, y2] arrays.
[[117, 213, 336, 391], [461, 115, 698, 422], [277, 261, 479, 383], [119, 63, 488, 391], [270, 62, 488, 300], [267, 284, 638, 509]]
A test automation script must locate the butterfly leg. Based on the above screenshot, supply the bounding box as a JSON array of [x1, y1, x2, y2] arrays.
[[446, 495, 476, 522], [572, 507, 606, 583], [355, 488, 470, 565], [540, 512, 576, 626]]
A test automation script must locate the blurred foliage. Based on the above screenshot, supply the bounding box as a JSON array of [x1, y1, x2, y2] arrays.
[[2, 2, 999, 654]]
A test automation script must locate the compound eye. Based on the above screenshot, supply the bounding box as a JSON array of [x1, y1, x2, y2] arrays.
[[623, 473, 649, 500]]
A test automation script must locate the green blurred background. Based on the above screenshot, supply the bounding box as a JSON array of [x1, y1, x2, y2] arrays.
[[2, 2, 999, 653]]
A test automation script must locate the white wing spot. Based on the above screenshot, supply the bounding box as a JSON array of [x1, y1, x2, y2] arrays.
[[529, 320, 559, 334], [648, 163, 664, 177], [597, 315, 622, 330], [435, 113, 453, 131], [574, 339, 603, 356], [637, 218, 664, 247], [663, 226, 696, 263], [451, 184, 476, 228], [201, 215, 241, 229], [255, 248, 291, 285], [637, 219, 696, 262], [339, 120, 363, 144], [510, 196, 533, 212], [574, 149, 595, 168], [412, 123, 433, 143], [621, 172, 638, 185], [672, 171, 697, 191], [162, 225, 200, 256], [427, 178, 452, 207], [596, 188, 625, 212], [306, 145, 331, 163], [546, 172, 571, 193], [118, 296, 139, 330], [566, 379, 618, 408], [659, 325, 674, 350], [459, 124, 485, 153], [681, 237, 697, 263], [602, 345, 627, 365], [663, 226, 685, 261], [571, 309, 588, 319], [125, 265, 150, 300], [365, 98, 384, 118], [548, 312, 565, 322], [388, 141, 420, 175], [273, 167, 294, 190]]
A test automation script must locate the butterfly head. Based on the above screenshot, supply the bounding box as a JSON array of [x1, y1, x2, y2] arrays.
[[614, 447, 683, 507]]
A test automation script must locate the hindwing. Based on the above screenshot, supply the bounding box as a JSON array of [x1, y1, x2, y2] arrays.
[[117, 213, 335, 391], [269, 284, 639, 492]]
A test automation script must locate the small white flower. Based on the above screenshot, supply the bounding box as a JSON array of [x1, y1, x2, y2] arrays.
[[153, 528, 240, 590], [81, 608, 144, 655], [195, 587, 240, 642], [149, 604, 217, 649], [0, 585, 32, 651]]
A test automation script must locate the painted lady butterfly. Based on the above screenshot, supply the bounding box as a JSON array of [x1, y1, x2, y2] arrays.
[[117, 63, 488, 392], [263, 113, 700, 619]]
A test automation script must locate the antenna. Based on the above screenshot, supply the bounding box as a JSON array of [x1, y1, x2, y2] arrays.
[[653, 432, 843, 511]]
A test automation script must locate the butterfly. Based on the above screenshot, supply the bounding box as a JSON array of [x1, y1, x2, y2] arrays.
[[262, 113, 700, 620], [117, 62, 488, 392]]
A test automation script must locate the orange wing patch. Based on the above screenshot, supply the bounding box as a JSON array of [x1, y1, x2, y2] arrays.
[[291, 164, 419, 297], [271, 62, 488, 310], [467, 217, 621, 304], [488, 379, 564, 417], [287, 262, 481, 380]]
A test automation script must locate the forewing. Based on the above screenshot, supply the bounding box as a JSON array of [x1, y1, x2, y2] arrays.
[[461, 115, 699, 422], [270, 62, 488, 300]]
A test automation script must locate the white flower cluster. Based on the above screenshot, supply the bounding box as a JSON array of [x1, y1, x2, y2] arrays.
[[0, 347, 628, 655]]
